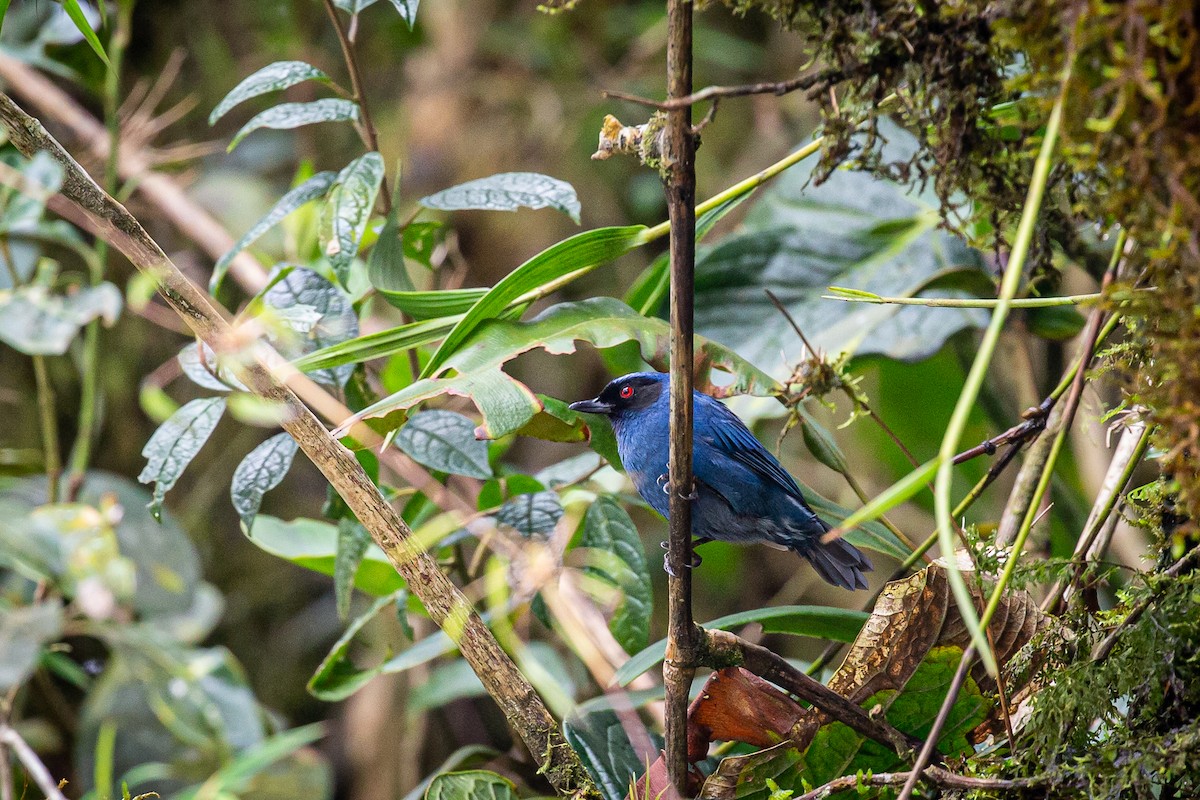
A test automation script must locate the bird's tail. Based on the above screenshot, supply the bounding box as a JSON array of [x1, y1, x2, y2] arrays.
[[801, 536, 872, 591]]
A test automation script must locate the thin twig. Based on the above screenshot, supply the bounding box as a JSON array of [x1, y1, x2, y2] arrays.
[[0, 725, 69, 800], [602, 67, 844, 110], [796, 763, 1040, 800], [662, 0, 699, 792], [1091, 543, 1200, 662], [895, 646, 975, 800]]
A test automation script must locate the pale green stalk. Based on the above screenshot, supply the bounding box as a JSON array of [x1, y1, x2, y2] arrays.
[[824, 290, 1107, 308], [934, 93, 1067, 677]]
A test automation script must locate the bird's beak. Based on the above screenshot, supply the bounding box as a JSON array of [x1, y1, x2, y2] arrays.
[[568, 397, 612, 415]]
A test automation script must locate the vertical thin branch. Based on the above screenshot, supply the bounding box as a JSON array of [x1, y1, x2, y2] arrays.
[[663, 0, 698, 793], [31, 356, 61, 503]]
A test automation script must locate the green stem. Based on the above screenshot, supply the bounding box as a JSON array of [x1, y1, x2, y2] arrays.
[[32, 356, 61, 503], [66, 1, 133, 499], [933, 91, 1066, 677], [823, 289, 1118, 308]]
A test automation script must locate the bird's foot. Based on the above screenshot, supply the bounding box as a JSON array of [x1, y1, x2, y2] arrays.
[[656, 473, 699, 500], [659, 540, 704, 577]]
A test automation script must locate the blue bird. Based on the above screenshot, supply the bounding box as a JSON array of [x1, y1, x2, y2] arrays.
[[569, 371, 871, 590]]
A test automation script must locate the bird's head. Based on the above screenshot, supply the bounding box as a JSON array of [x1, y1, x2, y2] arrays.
[[568, 372, 666, 420]]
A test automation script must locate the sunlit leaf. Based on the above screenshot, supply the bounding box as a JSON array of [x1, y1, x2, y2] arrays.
[[343, 297, 778, 440], [231, 433, 299, 533], [228, 99, 359, 151], [495, 491, 562, 538], [579, 497, 651, 654], [211, 171, 337, 293], [394, 410, 493, 479], [246, 515, 405, 597], [60, 0, 108, 65], [376, 288, 487, 319], [420, 172, 581, 224], [138, 398, 227, 519], [262, 268, 359, 387], [295, 315, 460, 373], [209, 61, 332, 125], [321, 152, 385, 286]]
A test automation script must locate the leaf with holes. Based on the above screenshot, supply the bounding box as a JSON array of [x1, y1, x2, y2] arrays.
[[211, 170, 337, 293], [394, 410, 493, 479], [495, 491, 562, 538], [321, 153, 385, 286], [210, 61, 332, 125], [228, 99, 359, 151], [579, 496, 651, 654], [231, 433, 299, 533], [339, 297, 778, 441], [421, 172, 581, 224], [138, 397, 226, 519]]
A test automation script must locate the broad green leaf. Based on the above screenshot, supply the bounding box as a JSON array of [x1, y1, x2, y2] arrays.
[[231, 433, 299, 533], [425, 770, 518, 800], [294, 314, 460, 373], [797, 407, 849, 474], [614, 605, 869, 686], [376, 288, 487, 319], [345, 297, 778, 440], [805, 490, 911, 561], [228, 99, 359, 151], [421, 225, 647, 378], [420, 172, 581, 224], [138, 398, 227, 519], [579, 497, 651, 654], [694, 125, 987, 371], [564, 708, 659, 800], [1027, 304, 1087, 340], [0, 600, 63, 690], [60, 0, 108, 65], [209, 61, 332, 125], [495, 491, 562, 538], [247, 515, 405, 596], [173, 723, 328, 800], [308, 590, 404, 701], [334, 519, 371, 620], [512, 395, 589, 443], [367, 209, 413, 294], [211, 170, 337, 293], [2, 151, 64, 230], [394, 410, 493, 479], [0, 282, 121, 355], [321, 153, 386, 286], [387, 0, 420, 29], [262, 268, 360, 387]]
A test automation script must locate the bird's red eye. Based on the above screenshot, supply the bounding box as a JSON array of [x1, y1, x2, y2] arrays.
[[619, 385, 634, 399]]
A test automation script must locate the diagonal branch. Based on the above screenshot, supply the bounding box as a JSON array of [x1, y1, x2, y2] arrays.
[[0, 92, 598, 800]]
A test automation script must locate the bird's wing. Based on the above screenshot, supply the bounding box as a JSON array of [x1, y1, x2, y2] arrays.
[[696, 394, 806, 499]]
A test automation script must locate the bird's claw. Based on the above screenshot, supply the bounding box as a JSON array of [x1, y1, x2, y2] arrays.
[[656, 473, 698, 500], [659, 540, 703, 576]]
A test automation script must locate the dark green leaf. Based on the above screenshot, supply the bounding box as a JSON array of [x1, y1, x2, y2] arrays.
[[308, 590, 404, 701], [805, 490, 913, 561], [564, 708, 658, 800], [425, 771, 518, 800], [228, 99, 359, 151], [209, 61, 332, 125], [798, 407, 849, 474], [0, 282, 122, 355], [421, 225, 646, 378], [386, 0, 420, 29], [345, 297, 778, 440], [211, 170, 337, 293], [494, 491, 562, 538], [263, 268, 360, 387], [367, 209, 413, 294], [510, 395, 589, 443], [321, 152, 386, 286], [613, 605, 868, 686], [231, 433, 299, 533], [334, 519, 371, 621], [138, 398, 226, 519], [0, 600, 63, 691], [579, 497, 651, 654], [247, 515, 405, 597], [420, 172, 581, 224], [394, 410, 493, 479], [1026, 305, 1087, 340], [402, 221, 443, 268]]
